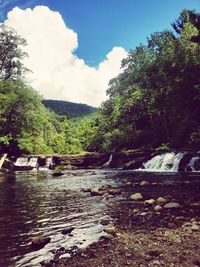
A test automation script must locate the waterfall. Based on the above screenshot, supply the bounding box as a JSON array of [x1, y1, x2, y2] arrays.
[[102, 155, 113, 168], [143, 152, 185, 172], [15, 157, 38, 169]]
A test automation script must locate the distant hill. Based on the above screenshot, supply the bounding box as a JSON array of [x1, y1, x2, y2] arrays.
[[42, 99, 97, 118]]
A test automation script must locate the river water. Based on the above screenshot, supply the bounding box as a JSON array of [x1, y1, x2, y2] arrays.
[[0, 169, 124, 267]]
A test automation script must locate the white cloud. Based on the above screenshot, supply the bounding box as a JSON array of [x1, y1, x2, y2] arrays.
[[5, 6, 127, 106]]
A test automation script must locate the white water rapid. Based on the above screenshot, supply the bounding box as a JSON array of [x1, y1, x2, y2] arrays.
[[142, 152, 185, 172]]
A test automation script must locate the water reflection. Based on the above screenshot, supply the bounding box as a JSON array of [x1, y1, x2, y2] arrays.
[[0, 170, 119, 267]]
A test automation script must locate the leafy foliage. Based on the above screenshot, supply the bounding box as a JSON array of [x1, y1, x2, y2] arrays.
[[90, 9, 200, 151]]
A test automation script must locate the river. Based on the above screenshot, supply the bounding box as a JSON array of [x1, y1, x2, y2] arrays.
[[0, 169, 125, 267]]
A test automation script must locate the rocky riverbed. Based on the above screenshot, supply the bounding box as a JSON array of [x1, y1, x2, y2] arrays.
[[45, 172, 200, 267]]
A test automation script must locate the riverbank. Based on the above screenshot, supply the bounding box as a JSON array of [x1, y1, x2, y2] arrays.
[[47, 172, 200, 267]]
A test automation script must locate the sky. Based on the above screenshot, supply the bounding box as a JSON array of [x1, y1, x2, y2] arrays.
[[0, 0, 200, 106]]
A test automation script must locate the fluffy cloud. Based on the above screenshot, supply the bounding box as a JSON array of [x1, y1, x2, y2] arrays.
[[5, 6, 127, 106]]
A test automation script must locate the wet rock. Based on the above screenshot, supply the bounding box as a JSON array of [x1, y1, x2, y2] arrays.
[[81, 188, 91, 193], [100, 219, 110, 226], [126, 181, 132, 186], [130, 193, 143, 201], [154, 205, 163, 212], [52, 172, 64, 177], [164, 202, 181, 209], [31, 236, 51, 249], [140, 180, 149, 186], [90, 188, 103, 196], [156, 197, 167, 205], [108, 188, 121, 195], [145, 199, 155, 205], [61, 227, 75, 235]]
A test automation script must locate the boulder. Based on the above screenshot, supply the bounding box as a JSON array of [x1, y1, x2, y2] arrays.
[[130, 193, 143, 201], [31, 236, 51, 249]]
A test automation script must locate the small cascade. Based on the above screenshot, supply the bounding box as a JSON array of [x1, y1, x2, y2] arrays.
[[102, 155, 113, 168], [143, 152, 185, 172], [15, 157, 29, 166], [188, 156, 200, 171], [28, 157, 38, 168], [45, 157, 53, 168]]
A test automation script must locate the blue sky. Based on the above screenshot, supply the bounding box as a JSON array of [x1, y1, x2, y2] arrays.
[[1, 0, 200, 66], [1, 0, 200, 106]]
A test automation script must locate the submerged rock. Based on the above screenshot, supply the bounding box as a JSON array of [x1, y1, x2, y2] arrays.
[[31, 236, 51, 249], [130, 193, 143, 201], [61, 227, 75, 235]]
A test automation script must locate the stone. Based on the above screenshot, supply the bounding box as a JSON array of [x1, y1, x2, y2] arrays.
[[31, 236, 51, 249], [164, 202, 181, 209], [154, 205, 163, 212], [61, 227, 75, 235], [130, 193, 143, 201], [103, 227, 117, 236], [126, 181, 132, 186], [108, 188, 121, 195], [140, 180, 149, 186], [145, 199, 155, 205], [100, 234, 114, 241], [156, 197, 167, 205]]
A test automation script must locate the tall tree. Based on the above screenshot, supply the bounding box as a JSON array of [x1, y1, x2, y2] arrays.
[[0, 24, 28, 80]]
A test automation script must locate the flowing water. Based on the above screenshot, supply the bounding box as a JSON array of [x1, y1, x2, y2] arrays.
[[0, 169, 122, 267]]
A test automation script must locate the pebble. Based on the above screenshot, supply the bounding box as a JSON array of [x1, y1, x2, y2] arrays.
[[130, 193, 143, 201], [126, 181, 132, 186], [154, 205, 163, 212], [156, 197, 167, 205], [140, 180, 149, 186], [145, 199, 155, 205]]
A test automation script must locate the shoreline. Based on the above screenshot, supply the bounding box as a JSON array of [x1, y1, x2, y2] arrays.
[[42, 173, 200, 267]]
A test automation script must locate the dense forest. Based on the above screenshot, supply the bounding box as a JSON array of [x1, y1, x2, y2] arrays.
[[89, 9, 200, 152], [0, 9, 200, 155], [43, 100, 97, 118]]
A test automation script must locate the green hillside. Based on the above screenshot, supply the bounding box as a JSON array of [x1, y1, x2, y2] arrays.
[[42, 99, 97, 118]]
